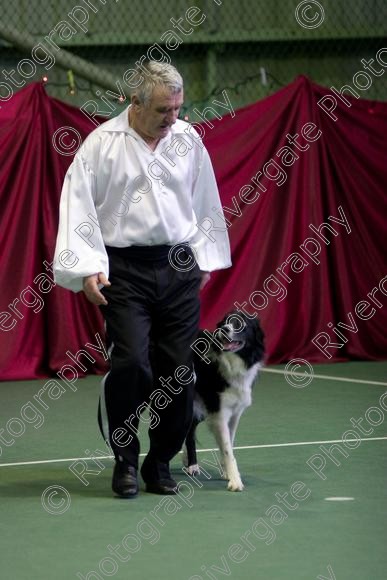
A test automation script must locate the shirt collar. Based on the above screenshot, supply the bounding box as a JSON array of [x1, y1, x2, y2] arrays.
[[100, 107, 131, 133], [100, 107, 186, 138]]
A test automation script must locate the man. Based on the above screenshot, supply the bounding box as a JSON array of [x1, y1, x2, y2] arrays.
[[54, 60, 231, 498]]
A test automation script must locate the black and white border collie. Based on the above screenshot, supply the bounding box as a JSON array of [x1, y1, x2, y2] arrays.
[[184, 311, 265, 491]]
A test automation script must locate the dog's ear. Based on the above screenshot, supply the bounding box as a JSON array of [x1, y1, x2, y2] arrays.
[[254, 318, 265, 345]]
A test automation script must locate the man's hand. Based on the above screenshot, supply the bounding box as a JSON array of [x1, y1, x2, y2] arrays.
[[83, 273, 111, 305], [200, 271, 211, 290]]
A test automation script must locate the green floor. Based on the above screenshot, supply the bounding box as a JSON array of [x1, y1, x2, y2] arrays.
[[1, 361, 386, 580]]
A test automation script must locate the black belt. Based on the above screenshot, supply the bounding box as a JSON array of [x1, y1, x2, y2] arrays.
[[105, 243, 192, 263]]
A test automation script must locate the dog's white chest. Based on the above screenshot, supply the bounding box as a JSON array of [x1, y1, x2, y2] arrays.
[[218, 355, 261, 412]]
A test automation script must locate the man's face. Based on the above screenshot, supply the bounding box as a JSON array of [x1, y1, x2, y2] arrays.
[[133, 86, 184, 141]]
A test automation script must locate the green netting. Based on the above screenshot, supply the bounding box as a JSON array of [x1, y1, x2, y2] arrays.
[[0, 0, 386, 116]]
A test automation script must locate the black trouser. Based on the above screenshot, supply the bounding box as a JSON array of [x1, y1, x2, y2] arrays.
[[98, 244, 201, 475]]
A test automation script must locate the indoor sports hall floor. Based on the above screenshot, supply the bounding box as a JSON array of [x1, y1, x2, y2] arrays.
[[1, 361, 386, 580]]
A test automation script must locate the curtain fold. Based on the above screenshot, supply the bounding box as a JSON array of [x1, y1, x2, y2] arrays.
[[0, 77, 386, 380]]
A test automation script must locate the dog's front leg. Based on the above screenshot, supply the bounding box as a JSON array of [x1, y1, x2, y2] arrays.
[[207, 413, 244, 491], [228, 409, 244, 447]]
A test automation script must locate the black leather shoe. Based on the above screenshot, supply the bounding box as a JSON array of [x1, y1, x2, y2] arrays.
[[112, 462, 139, 498], [144, 478, 178, 495], [141, 456, 178, 495]]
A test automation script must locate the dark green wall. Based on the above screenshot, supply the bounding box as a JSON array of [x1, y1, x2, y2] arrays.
[[0, 0, 386, 113]]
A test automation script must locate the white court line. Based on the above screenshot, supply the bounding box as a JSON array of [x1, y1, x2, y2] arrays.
[[262, 367, 387, 386], [1, 436, 386, 468]]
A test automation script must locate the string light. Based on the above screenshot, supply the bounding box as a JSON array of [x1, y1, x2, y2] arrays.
[[180, 70, 286, 115], [67, 70, 76, 95], [43, 69, 286, 108]]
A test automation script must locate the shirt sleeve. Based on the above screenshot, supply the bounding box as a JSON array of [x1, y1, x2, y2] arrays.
[[189, 146, 232, 273], [53, 151, 109, 293]]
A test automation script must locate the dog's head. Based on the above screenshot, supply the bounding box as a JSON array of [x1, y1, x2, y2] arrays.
[[214, 310, 265, 365]]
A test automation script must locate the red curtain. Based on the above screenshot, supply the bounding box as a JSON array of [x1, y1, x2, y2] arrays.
[[0, 77, 386, 380], [0, 83, 107, 380]]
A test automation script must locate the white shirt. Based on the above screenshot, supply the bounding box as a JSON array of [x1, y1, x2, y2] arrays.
[[53, 107, 231, 292]]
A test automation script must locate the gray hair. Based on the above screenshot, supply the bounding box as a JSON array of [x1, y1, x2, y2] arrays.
[[129, 61, 183, 106]]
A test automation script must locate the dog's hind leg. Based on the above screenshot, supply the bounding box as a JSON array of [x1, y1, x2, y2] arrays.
[[183, 418, 201, 476], [207, 413, 244, 491]]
